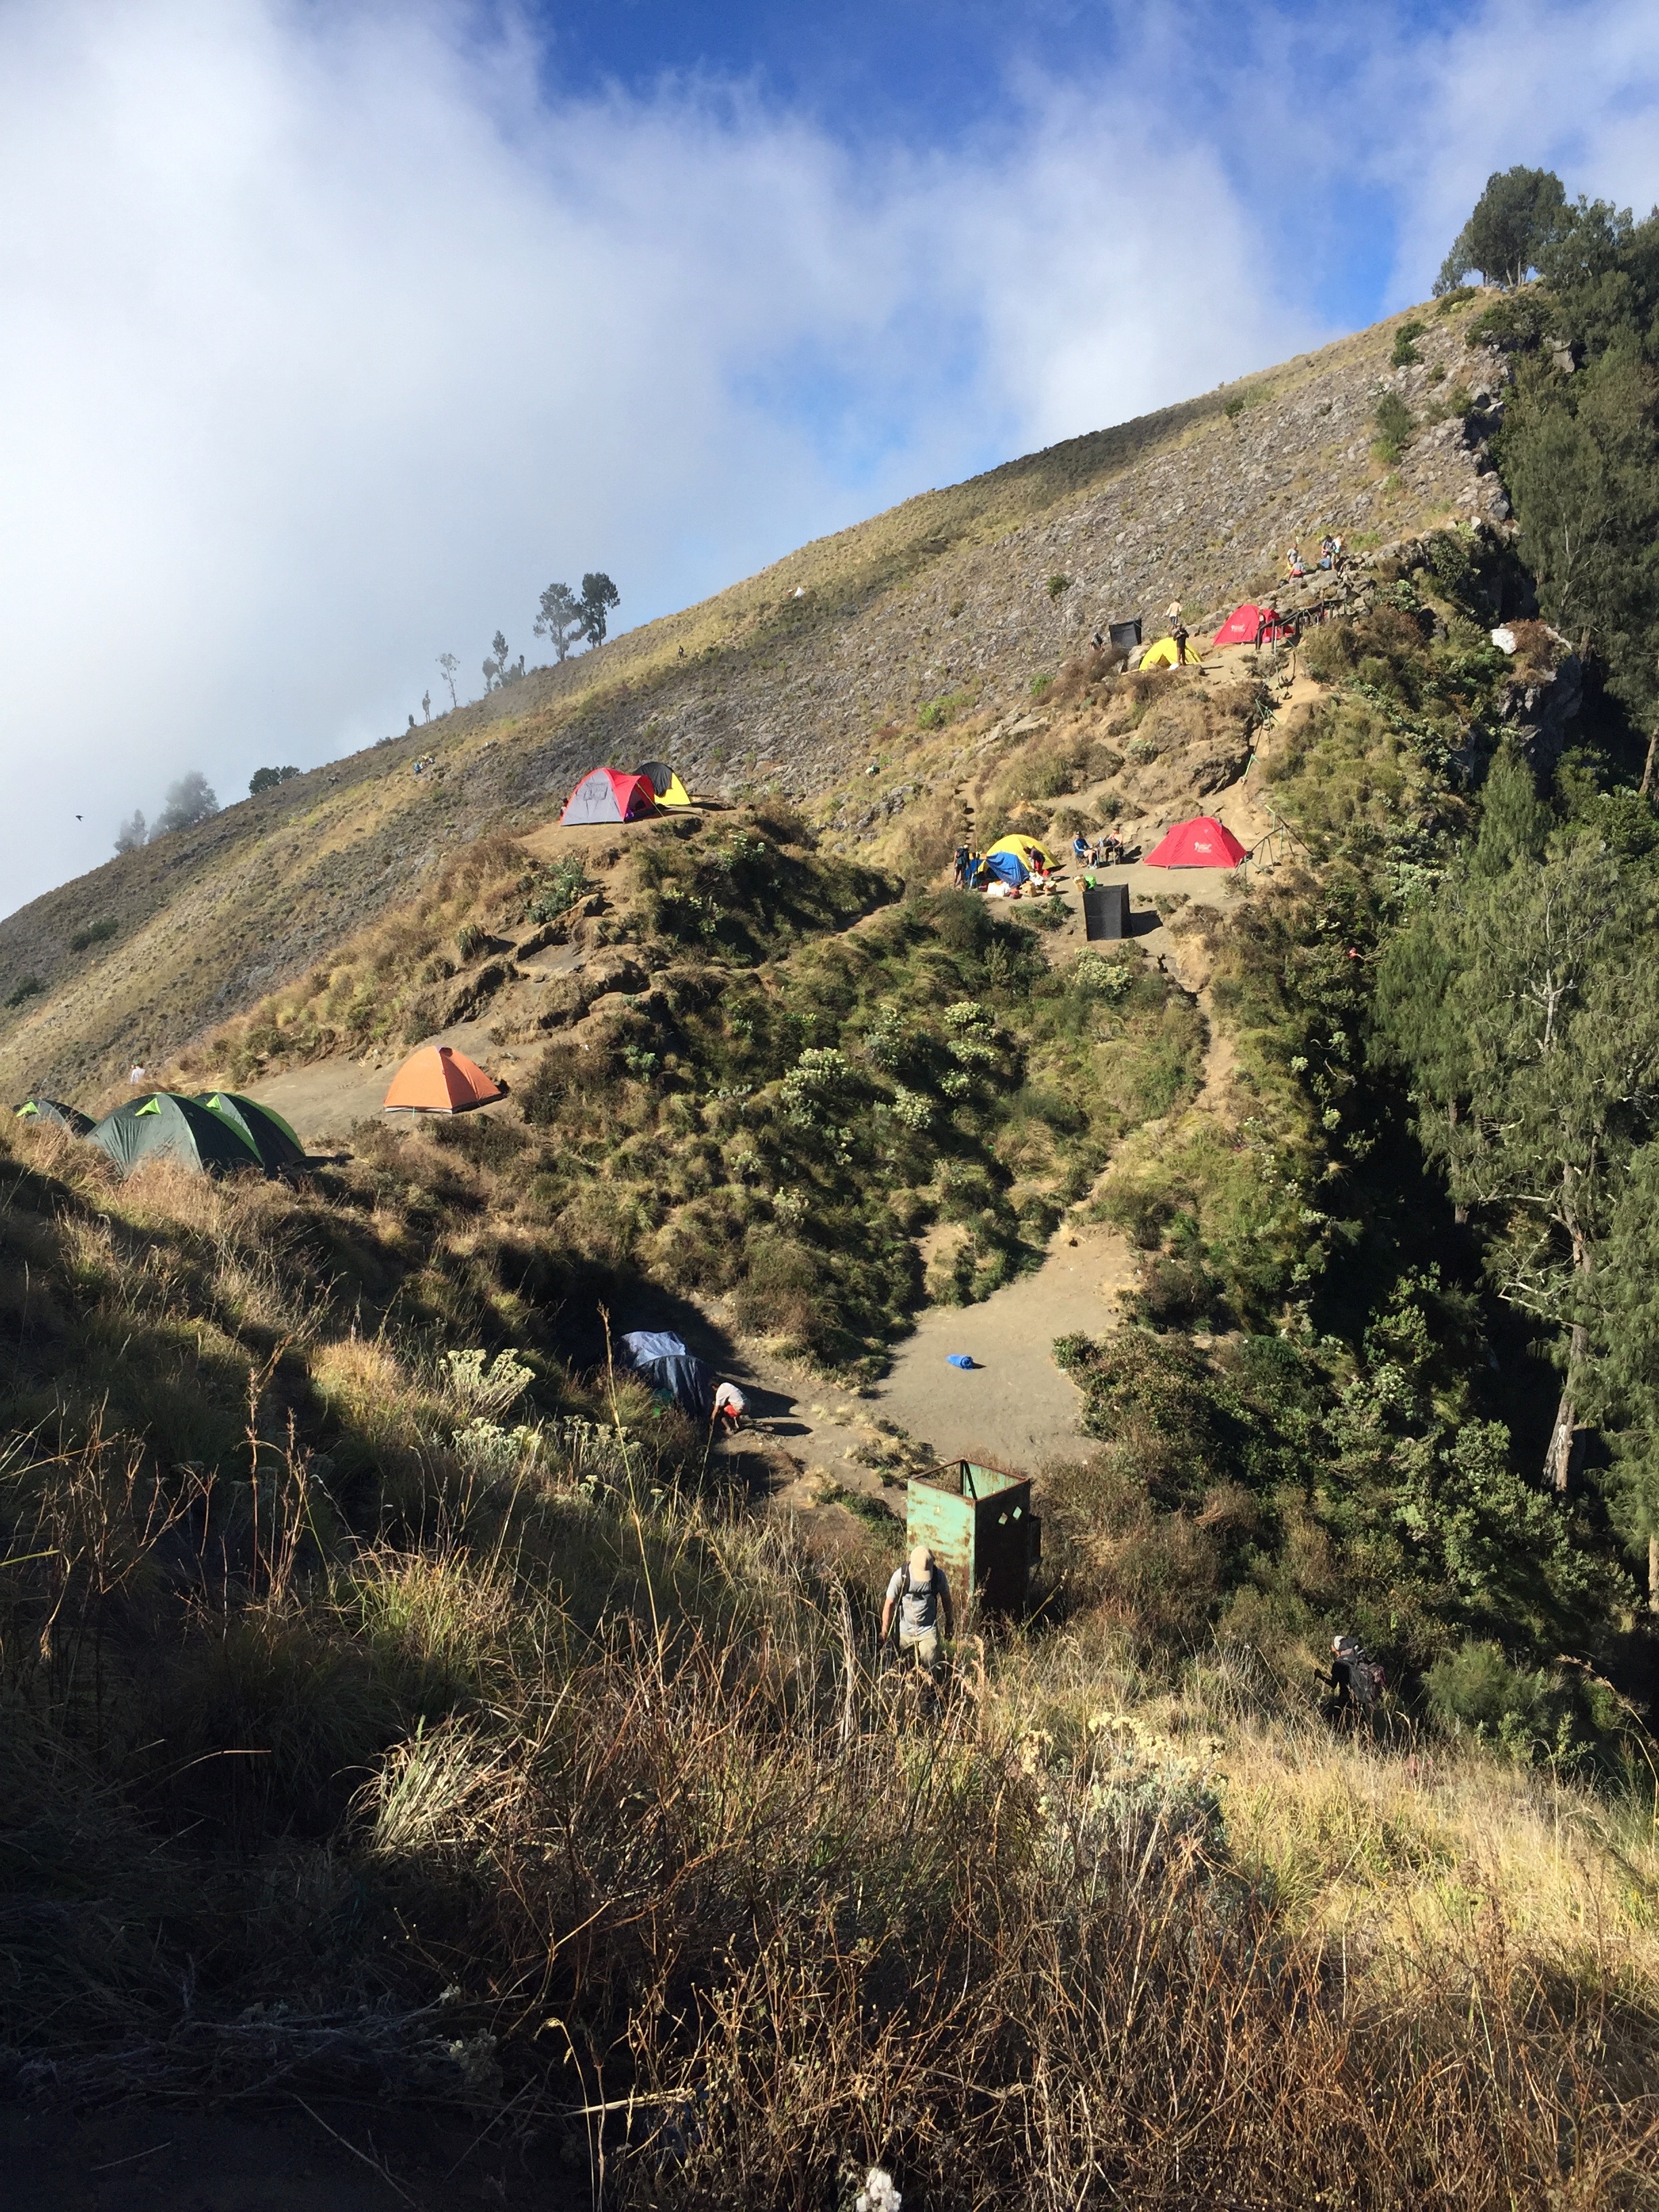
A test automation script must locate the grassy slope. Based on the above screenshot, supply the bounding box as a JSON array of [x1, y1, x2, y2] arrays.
[[13, 289, 1651, 2198], [0, 296, 1494, 1105], [3, 1120, 1656, 2204]]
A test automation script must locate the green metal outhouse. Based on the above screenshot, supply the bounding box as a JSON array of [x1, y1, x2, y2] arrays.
[[905, 1460, 1040, 1616]]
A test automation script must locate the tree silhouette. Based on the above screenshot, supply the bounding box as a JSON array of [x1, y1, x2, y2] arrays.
[[113, 810, 146, 853], [535, 581, 583, 662], [579, 571, 620, 647], [437, 652, 459, 710], [153, 772, 219, 836], [1437, 166, 1568, 293]]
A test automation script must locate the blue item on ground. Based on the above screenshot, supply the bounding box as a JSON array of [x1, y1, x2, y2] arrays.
[[947, 1353, 978, 1370]]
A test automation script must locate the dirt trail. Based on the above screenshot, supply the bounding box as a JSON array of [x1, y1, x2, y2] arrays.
[[239, 941, 589, 1143]]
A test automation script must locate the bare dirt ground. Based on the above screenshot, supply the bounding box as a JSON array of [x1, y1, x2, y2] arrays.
[[241, 947, 588, 1146], [868, 1221, 1133, 1466]]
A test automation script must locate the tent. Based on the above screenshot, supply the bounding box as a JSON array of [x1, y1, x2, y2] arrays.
[[1143, 816, 1249, 869], [1139, 634, 1202, 670], [383, 1044, 503, 1113], [559, 768, 656, 826], [194, 1091, 306, 1171], [621, 1330, 716, 1418], [1212, 602, 1294, 648], [13, 1097, 94, 1136], [635, 760, 694, 808], [986, 834, 1053, 871], [88, 1092, 266, 1178], [976, 849, 1029, 888]]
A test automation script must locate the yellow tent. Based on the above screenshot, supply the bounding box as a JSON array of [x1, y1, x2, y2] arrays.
[[1139, 634, 1202, 670], [636, 760, 695, 807], [985, 834, 1053, 871]]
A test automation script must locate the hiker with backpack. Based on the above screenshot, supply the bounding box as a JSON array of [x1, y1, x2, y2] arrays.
[[1324, 1633, 1383, 1723], [881, 1544, 954, 1679]]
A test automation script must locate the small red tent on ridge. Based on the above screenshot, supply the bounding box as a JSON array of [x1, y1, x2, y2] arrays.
[[560, 768, 655, 826], [1212, 602, 1294, 648], [384, 1044, 504, 1113], [1143, 816, 1249, 869]]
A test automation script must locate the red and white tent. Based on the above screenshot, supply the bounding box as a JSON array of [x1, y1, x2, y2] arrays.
[[559, 768, 657, 826], [1143, 815, 1249, 869], [1212, 602, 1294, 648]]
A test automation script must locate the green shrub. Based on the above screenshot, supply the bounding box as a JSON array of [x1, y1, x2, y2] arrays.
[[4, 975, 43, 1008], [1300, 624, 1353, 684], [917, 686, 975, 731], [1424, 1639, 1574, 1761], [69, 918, 118, 953], [1223, 396, 1245, 420], [1030, 674, 1053, 700], [1372, 390, 1416, 464], [1046, 574, 1071, 600], [523, 856, 588, 924], [1390, 319, 1426, 367]]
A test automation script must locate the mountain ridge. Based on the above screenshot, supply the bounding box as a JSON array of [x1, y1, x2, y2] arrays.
[[0, 296, 1507, 1102]]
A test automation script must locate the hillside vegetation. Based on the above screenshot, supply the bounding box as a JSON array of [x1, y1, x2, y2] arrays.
[[6, 228, 1659, 2204], [1, 292, 1504, 1102]]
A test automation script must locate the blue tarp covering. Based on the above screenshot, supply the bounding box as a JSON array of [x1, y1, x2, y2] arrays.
[[639, 1352, 715, 1418], [623, 1330, 689, 1364], [621, 1330, 714, 1415], [977, 850, 1028, 887]]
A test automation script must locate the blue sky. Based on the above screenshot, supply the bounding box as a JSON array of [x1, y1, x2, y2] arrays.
[[1, 0, 1656, 915]]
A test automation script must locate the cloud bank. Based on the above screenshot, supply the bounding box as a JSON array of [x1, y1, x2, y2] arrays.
[[0, 0, 1654, 915]]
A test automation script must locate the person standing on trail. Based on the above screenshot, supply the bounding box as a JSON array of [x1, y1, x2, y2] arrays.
[[1324, 1633, 1382, 1723], [882, 1544, 954, 1677]]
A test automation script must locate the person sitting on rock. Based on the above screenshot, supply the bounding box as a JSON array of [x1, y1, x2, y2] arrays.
[[1318, 534, 1337, 570], [1285, 545, 1306, 579]]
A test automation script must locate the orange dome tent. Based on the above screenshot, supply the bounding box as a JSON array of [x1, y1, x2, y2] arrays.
[[383, 1044, 504, 1113], [1143, 816, 1249, 869]]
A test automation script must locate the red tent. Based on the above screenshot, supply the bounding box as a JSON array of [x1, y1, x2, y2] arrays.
[[1212, 602, 1294, 648], [560, 767, 656, 826], [1144, 816, 1249, 869], [384, 1044, 504, 1113]]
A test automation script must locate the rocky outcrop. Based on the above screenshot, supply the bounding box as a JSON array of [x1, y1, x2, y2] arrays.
[[534, 950, 649, 1029], [1494, 628, 1583, 775]]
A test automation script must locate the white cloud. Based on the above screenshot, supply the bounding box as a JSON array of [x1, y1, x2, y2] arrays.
[[0, 0, 1326, 914], [1362, 0, 1659, 298]]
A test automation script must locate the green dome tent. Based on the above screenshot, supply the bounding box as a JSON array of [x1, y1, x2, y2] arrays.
[[13, 1097, 94, 1136], [194, 1091, 306, 1171], [87, 1092, 268, 1179]]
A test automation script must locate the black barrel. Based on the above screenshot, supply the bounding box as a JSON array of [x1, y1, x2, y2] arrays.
[[1108, 617, 1143, 655], [1083, 883, 1130, 941]]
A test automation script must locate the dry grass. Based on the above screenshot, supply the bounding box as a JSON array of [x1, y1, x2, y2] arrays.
[[5, 1048, 1659, 2208]]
